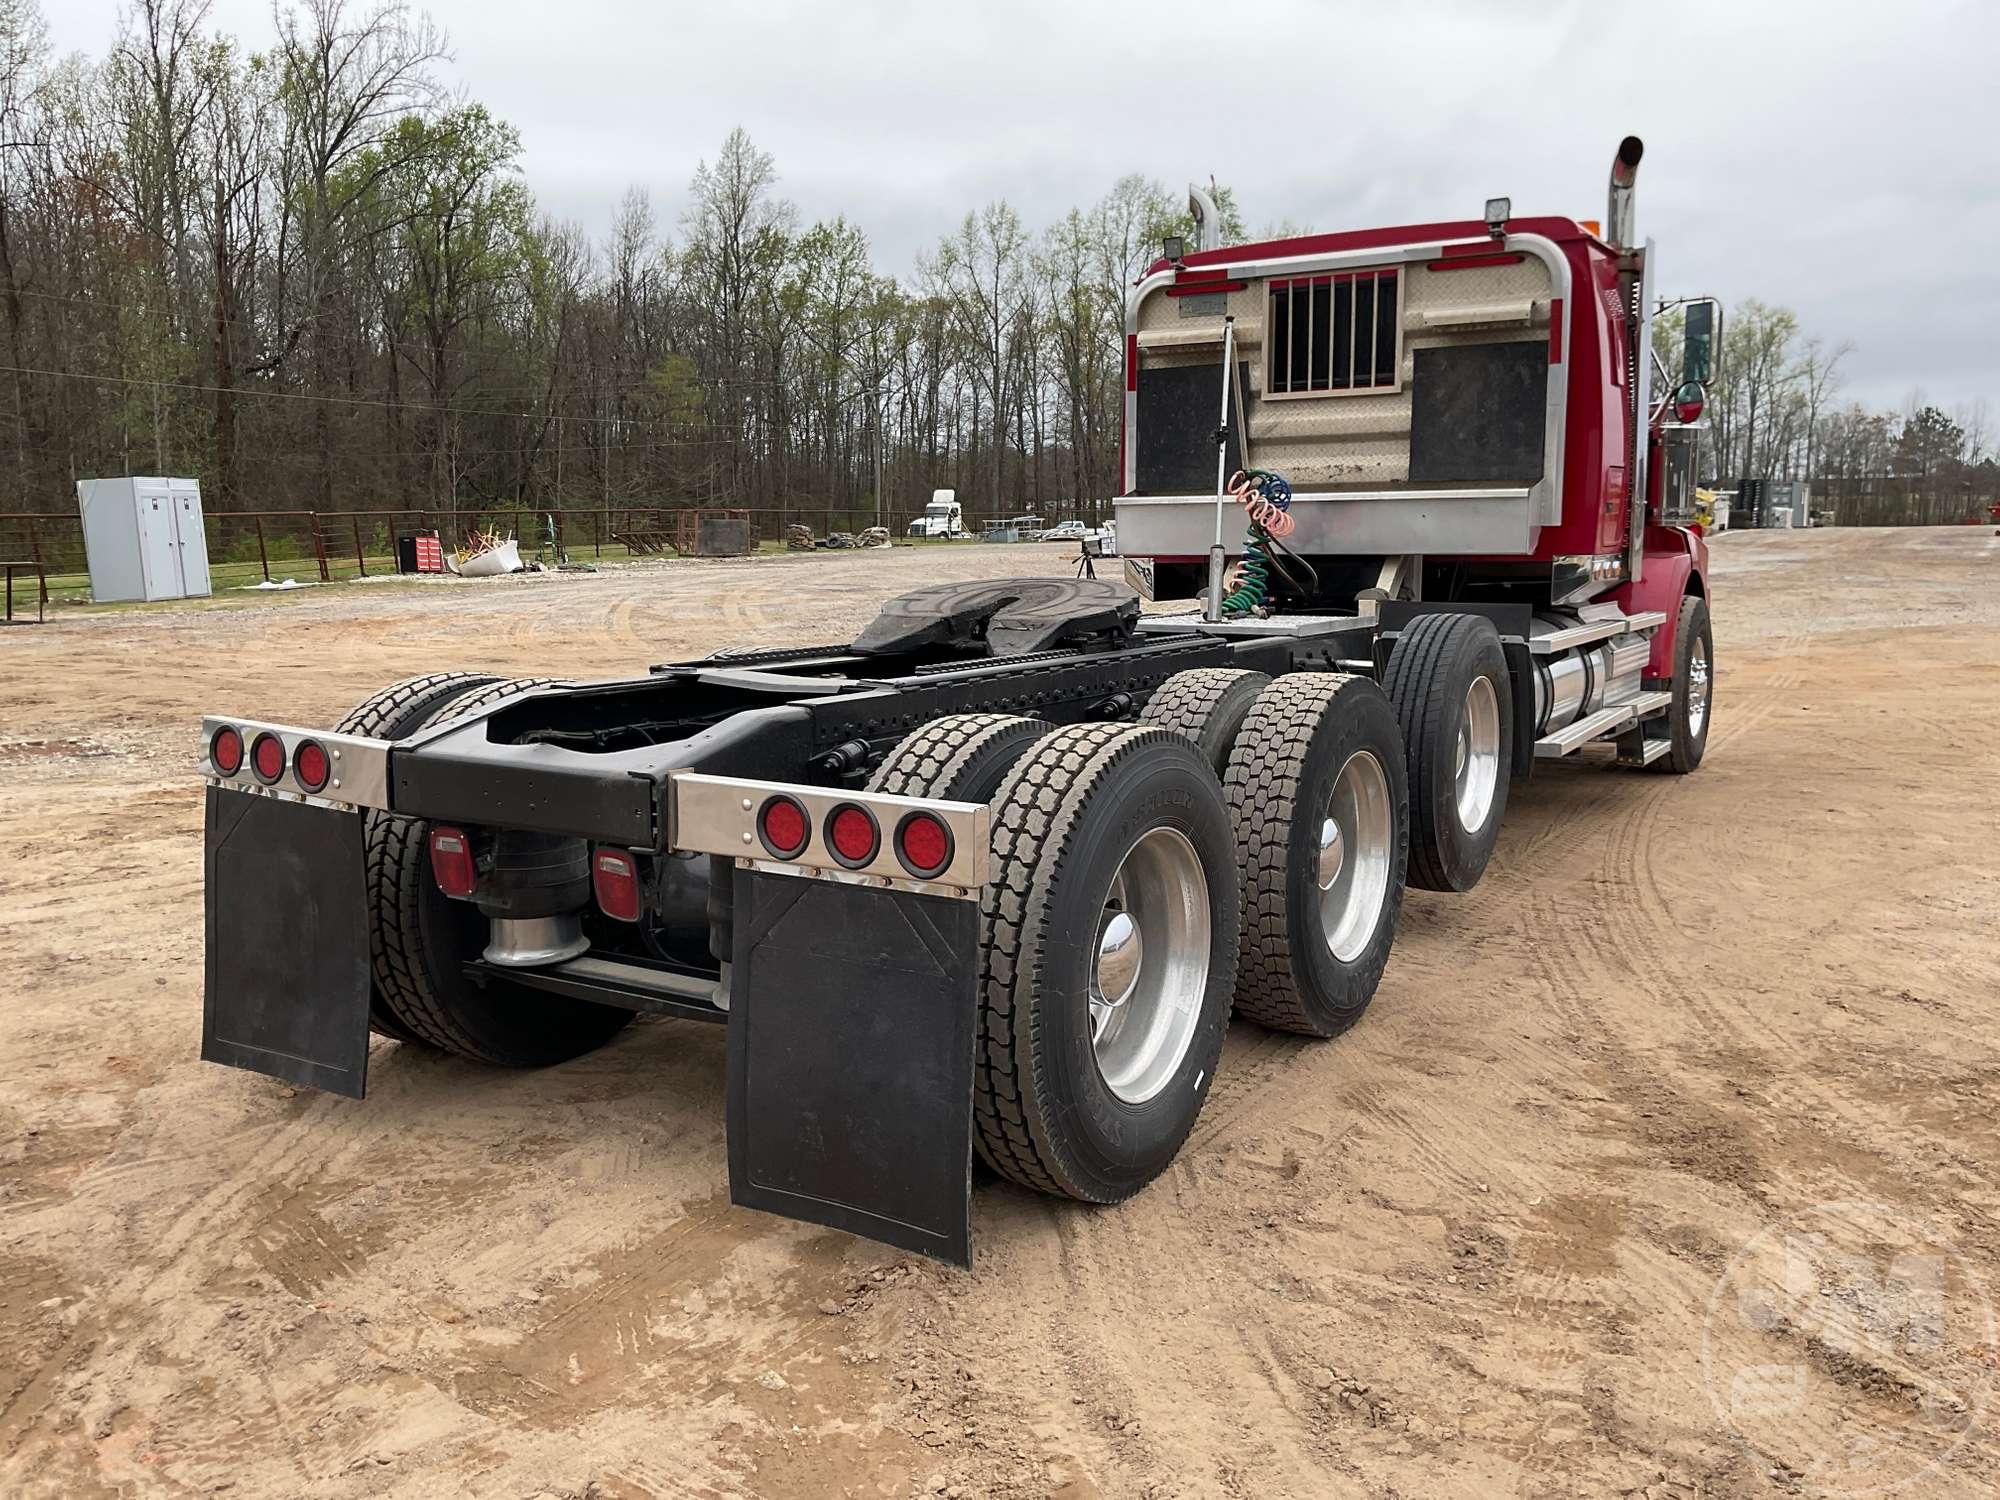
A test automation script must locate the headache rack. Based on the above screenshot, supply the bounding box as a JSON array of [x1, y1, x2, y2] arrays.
[[1266, 268, 1402, 396]]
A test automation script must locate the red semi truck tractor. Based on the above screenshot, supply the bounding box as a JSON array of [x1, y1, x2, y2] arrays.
[[195, 137, 1716, 1266]]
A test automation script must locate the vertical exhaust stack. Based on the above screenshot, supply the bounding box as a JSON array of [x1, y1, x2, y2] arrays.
[[1187, 181, 1223, 253], [1606, 135, 1644, 249]]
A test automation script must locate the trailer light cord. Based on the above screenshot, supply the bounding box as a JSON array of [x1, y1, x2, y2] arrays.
[[1220, 469, 1315, 614]]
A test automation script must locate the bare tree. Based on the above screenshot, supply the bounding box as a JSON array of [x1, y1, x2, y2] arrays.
[[938, 200, 1030, 516]]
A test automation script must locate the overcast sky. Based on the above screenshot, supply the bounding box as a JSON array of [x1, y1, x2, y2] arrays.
[[48, 0, 1999, 421]]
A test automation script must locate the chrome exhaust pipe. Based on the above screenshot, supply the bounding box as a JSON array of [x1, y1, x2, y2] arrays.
[[1187, 180, 1223, 253], [1605, 135, 1643, 249]]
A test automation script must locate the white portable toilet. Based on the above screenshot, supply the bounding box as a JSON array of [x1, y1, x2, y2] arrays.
[[76, 477, 212, 602]]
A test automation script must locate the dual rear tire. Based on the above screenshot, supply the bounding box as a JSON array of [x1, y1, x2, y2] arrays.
[[889, 673, 1413, 1206], [875, 716, 1241, 1201], [1145, 669, 1412, 1037], [345, 674, 634, 1065], [1381, 613, 1512, 893], [1225, 675, 1409, 1037]]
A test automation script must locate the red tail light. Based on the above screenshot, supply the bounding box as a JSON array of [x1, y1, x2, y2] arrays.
[[593, 848, 642, 922], [894, 811, 953, 879], [825, 804, 880, 868], [758, 795, 810, 860], [210, 725, 243, 776], [293, 739, 331, 793], [428, 826, 478, 899], [249, 732, 287, 784]]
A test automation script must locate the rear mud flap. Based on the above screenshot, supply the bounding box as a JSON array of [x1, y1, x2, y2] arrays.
[[202, 788, 372, 1099], [727, 869, 977, 1268]]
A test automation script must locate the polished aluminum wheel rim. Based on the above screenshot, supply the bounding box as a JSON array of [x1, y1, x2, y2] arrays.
[[1455, 675, 1502, 834], [1687, 638, 1711, 737], [1318, 750, 1393, 964], [1090, 827, 1210, 1105]]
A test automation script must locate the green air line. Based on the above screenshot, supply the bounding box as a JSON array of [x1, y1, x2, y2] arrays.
[[1220, 524, 1274, 615]]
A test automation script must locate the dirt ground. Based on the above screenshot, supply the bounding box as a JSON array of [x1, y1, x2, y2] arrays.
[[3, 528, 1998, 1500]]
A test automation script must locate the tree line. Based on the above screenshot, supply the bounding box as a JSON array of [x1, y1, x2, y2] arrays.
[[0, 0, 1240, 529], [1656, 302, 1995, 524], [1, 0, 1989, 533]]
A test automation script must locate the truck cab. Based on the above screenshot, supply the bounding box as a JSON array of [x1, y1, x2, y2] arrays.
[[907, 489, 965, 538], [1116, 137, 1715, 688]]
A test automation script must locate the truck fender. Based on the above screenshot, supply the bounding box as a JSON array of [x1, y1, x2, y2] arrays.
[[1610, 525, 1708, 680]]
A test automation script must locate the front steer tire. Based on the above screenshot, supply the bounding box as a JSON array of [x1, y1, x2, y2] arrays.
[[361, 676, 634, 1067], [977, 724, 1241, 1201], [337, 671, 503, 1042], [1226, 674, 1409, 1038], [1653, 595, 1714, 775]]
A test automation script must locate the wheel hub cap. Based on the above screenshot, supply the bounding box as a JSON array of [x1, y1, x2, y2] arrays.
[[1455, 675, 1501, 834], [1090, 827, 1210, 1105], [1317, 817, 1345, 889], [1688, 641, 1711, 736], [1318, 750, 1394, 964], [1095, 911, 1142, 1009]]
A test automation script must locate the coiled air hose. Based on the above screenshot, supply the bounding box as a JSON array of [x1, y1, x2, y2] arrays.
[[1220, 468, 1298, 616]]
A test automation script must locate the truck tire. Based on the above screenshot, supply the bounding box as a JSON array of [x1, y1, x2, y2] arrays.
[[361, 676, 634, 1066], [1225, 674, 1408, 1037], [1381, 612, 1512, 893], [1138, 667, 1272, 775], [1652, 595, 1713, 774], [867, 713, 1050, 804], [336, 671, 503, 1042], [978, 724, 1240, 1201]]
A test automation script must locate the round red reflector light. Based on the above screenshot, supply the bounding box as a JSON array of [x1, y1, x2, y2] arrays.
[[895, 811, 953, 878], [826, 804, 880, 868], [210, 726, 243, 776], [758, 796, 810, 859], [294, 739, 331, 793], [250, 732, 286, 783]]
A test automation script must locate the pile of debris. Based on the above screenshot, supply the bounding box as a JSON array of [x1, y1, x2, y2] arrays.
[[458, 527, 523, 577], [784, 524, 892, 551]]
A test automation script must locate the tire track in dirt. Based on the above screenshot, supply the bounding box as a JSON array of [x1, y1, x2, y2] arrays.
[[9, 532, 2000, 1498], [1584, 633, 2000, 1214]]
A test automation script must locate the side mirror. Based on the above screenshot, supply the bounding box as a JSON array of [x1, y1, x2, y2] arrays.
[[1682, 299, 1721, 387]]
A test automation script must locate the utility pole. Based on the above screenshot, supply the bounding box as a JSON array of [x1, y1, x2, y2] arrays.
[[874, 371, 884, 530]]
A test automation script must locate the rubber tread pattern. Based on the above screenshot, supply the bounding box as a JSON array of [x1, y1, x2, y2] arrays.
[[362, 676, 568, 1061], [866, 713, 1048, 801], [1380, 613, 1504, 892], [334, 671, 502, 1040], [975, 722, 1214, 1199], [1138, 667, 1273, 774], [1225, 673, 1395, 1034]]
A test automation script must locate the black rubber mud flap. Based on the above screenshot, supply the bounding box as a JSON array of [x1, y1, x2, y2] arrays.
[[727, 868, 977, 1268], [201, 789, 372, 1099]]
